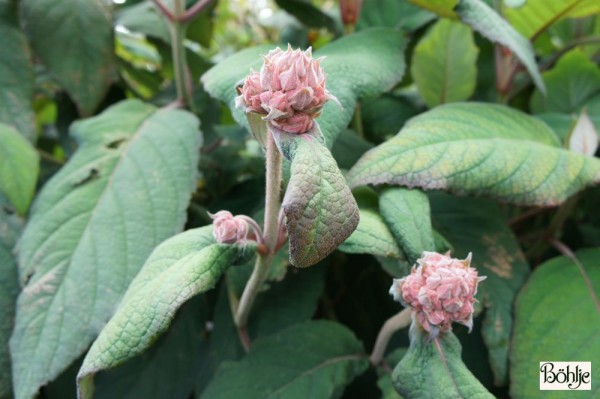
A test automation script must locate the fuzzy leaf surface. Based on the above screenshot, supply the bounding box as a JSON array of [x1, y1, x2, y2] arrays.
[[201, 321, 368, 399], [338, 208, 401, 258], [0, 123, 39, 215], [22, 0, 114, 115], [511, 248, 600, 398], [412, 19, 479, 108], [348, 103, 600, 207], [10, 100, 200, 399], [78, 227, 248, 398], [201, 28, 405, 146], [283, 136, 359, 267]]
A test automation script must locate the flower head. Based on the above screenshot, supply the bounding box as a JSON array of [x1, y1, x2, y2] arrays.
[[235, 45, 339, 135], [209, 211, 249, 244], [389, 251, 486, 338]]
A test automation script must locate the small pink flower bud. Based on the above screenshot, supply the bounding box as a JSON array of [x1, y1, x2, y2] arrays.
[[209, 211, 249, 244], [339, 0, 363, 26], [235, 45, 340, 135], [389, 251, 486, 338]]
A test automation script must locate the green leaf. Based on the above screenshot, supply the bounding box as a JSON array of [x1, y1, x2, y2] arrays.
[[339, 208, 401, 258], [348, 102, 600, 207], [77, 226, 248, 398], [274, 0, 337, 32], [22, 0, 114, 115], [201, 320, 369, 399], [10, 100, 200, 399], [380, 188, 435, 264], [0, 0, 36, 142], [407, 0, 458, 19], [0, 209, 22, 399], [357, 0, 435, 32], [331, 129, 373, 170], [505, 0, 600, 39], [411, 19, 479, 108], [117, 1, 170, 42], [530, 49, 600, 114], [361, 94, 420, 142], [202, 28, 406, 146], [0, 123, 39, 215], [430, 193, 530, 386], [392, 329, 494, 398], [511, 248, 600, 398], [456, 0, 546, 94], [283, 136, 359, 267]]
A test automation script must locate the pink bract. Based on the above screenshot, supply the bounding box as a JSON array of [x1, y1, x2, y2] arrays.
[[235, 45, 340, 134], [209, 210, 249, 244], [389, 251, 486, 338]]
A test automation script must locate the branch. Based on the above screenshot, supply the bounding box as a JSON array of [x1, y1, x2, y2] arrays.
[[151, 0, 175, 22], [180, 0, 214, 24]]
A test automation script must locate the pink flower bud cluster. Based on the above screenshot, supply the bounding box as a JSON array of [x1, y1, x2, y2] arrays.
[[389, 252, 486, 338], [235, 45, 339, 135], [209, 211, 249, 244]]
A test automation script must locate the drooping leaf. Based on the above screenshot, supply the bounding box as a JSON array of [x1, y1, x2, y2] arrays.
[[201, 321, 369, 399], [202, 28, 406, 146], [505, 0, 600, 39], [357, 0, 435, 32], [456, 0, 546, 94], [274, 0, 337, 32], [283, 135, 359, 267], [0, 123, 39, 215], [0, 209, 22, 399], [338, 208, 401, 258], [10, 100, 200, 399], [411, 19, 479, 108], [0, 0, 35, 142], [392, 329, 494, 398], [430, 193, 530, 386], [21, 0, 114, 115], [380, 188, 435, 265], [530, 49, 600, 114], [511, 248, 600, 398], [348, 102, 600, 207], [407, 0, 458, 19], [77, 226, 250, 398]]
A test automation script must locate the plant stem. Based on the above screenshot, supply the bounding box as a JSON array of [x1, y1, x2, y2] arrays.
[[151, 0, 175, 21], [234, 131, 282, 342], [168, 0, 196, 112], [181, 0, 214, 23], [370, 308, 412, 366], [352, 102, 365, 139]]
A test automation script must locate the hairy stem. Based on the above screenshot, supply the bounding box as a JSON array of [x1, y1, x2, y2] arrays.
[[370, 308, 412, 366], [234, 131, 282, 344], [168, 0, 195, 111]]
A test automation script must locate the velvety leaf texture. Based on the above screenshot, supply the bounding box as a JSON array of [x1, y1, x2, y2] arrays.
[[283, 136, 359, 267], [201, 321, 369, 399], [78, 226, 250, 398], [456, 0, 545, 94], [348, 102, 600, 207], [0, 0, 35, 142], [511, 248, 600, 398], [379, 188, 435, 265], [392, 329, 494, 398], [201, 28, 406, 147], [430, 193, 530, 386], [0, 123, 39, 215], [10, 100, 200, 399], [338, 208, 401, 258], [21, 0, 114, 115]]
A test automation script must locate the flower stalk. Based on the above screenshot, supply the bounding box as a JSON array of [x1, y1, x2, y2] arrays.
[[370, 308, 412, 366]]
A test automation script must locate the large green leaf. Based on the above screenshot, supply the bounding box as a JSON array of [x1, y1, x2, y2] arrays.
[[201, 320, 368, 398], [380, 188, 435, 265], [531, 49, 600, 114], [511, 248, 600, 398], [456, 0, 546, 94], [0, 123, 39, 215], [0, 0, 35, 142], [10, 100, 200, 399], [283, 136, 359, 267], [0, 209, 22, 399], [430, 193, 530, 386], [505, 0, 600, 39], [392, 329, 494, 398], [357, 0, 435, 32], [22, 0, 114, 115], [411, 19, 479, 108], [78, 226, 249, 398], [407, 0, 458, 19], [201, 28, 406, 146], [348, 102, 600, 207], [338, 208, 401, 258]]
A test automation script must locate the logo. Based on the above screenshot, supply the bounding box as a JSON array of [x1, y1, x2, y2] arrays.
[[539, 362, 591, 390]]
